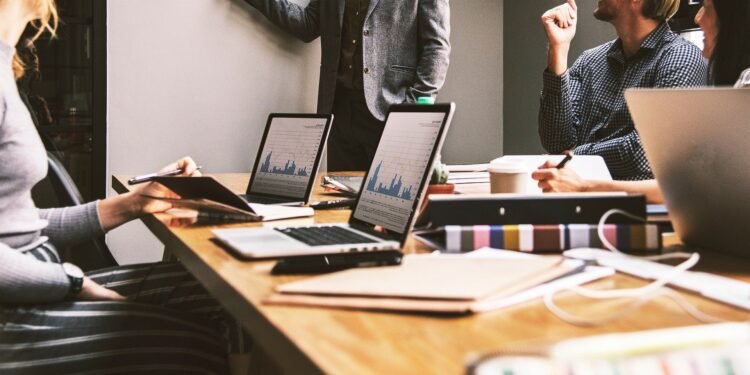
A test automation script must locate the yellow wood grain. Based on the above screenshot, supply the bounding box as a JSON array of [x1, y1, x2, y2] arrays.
[[113, 174, 750, 374]]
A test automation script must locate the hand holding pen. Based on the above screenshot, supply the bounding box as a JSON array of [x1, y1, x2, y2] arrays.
[[554, 151, 573, 169], [129, 164, 202, 185], [531, 151, 590, 193], [128, 157, 203, 216]]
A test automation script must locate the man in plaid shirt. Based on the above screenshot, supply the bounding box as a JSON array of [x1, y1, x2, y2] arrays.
[[539, 0, 707, 180]]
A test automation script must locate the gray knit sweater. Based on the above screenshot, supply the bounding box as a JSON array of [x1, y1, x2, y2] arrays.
[[0, 41, 104, 304]]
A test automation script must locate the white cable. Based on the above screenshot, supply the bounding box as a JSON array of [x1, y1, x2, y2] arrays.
[[569, 252, 699, 299], [544, 288, 728, 327], [596, 208, 693, 261], [596, 208, 644, 255], [544, 209, 730, 326]]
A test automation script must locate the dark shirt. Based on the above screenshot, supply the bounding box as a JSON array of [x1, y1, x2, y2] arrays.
[[337, 0, 370, 90], [539, 23, 707, 180]]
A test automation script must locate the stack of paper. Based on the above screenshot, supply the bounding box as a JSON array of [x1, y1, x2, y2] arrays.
[[321, 175, 363, 196], [447, 164, 489, 185]]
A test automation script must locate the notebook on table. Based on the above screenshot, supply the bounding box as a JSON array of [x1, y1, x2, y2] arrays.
[[265, 254, 591, 314], [211, 103, 456, 259]]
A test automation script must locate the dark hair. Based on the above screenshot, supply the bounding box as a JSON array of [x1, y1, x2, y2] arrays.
[[712, 0, 750, 85]]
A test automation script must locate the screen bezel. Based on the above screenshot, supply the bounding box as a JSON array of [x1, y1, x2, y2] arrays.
[[246, 113, 333, 203], [348, 103, 455, 245]]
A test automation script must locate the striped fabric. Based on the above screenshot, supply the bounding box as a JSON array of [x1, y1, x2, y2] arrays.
[[443, 224, 661, 253], [1, 244, 248, 374]]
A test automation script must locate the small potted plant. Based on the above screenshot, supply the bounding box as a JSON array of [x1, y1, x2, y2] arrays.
[[421, 158, 455, 212]]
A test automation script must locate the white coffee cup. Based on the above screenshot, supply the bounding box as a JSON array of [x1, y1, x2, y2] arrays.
[[488, 161, 530, 194]]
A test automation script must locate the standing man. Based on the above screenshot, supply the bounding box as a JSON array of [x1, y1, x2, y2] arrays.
[[244, 0, 451, 171], [539, 0, 706, 180]]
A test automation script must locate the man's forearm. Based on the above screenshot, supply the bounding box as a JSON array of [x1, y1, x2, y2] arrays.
[[547, 44, 570, 76], [586, 180, 663, 204], [574, 132, 653, 180], [410, 0, 451, 99], [539, 69, 579, 153], [244, 0, 321, 43], [409, 48, 450, 100]]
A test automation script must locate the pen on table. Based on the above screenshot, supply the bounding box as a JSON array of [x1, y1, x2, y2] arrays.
[[308, 198, 357, 210], [128, 166, 202, 185], [555, 153, 573, 169]]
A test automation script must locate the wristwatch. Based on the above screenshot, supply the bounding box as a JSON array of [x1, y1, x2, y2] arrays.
[[62, 262, 84, 297]]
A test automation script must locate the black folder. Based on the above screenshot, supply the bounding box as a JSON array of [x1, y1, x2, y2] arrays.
[[415, 194, 646, 228]]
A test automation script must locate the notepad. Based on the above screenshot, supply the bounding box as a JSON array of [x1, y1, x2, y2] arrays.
[[266, 254, 594, 314]]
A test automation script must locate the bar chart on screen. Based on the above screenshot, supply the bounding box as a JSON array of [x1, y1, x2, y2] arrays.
[[250, 118, 327, 197], [366, 162, 414, 200], [354, 112, 445, 232]]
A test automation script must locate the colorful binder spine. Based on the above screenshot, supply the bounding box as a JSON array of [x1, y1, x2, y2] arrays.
[[444, 224, 661, 253]]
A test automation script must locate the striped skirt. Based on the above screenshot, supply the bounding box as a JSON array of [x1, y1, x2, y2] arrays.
[[1, 244, 248, 374]]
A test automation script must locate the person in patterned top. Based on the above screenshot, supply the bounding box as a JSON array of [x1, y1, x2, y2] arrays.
[[539, 0, 707, 181], [533, 0, 750, 204]]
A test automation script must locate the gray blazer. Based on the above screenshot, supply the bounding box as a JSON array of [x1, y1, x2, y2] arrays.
[[245, 0, 451, 121]]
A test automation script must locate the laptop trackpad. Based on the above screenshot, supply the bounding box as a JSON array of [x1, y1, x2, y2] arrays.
[[213, 228, 307, 257]]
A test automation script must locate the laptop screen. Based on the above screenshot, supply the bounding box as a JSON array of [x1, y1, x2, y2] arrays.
[[352, 105, 454, 234], [247, 114, 332, 200]]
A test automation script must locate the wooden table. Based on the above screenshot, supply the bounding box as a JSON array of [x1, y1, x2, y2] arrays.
[[113, 174, 750, 374]]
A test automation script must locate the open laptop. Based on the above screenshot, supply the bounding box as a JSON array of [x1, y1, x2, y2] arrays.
[[242, 113, 333, 205], [212, 103, 456, 258], [626, 87, 750, 258], [155, 113, 333, 208]]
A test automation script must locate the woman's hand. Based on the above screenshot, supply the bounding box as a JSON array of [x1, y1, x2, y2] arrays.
[[132, 157, 202, 215], [98, 157, 202, 232], [76, 277, 125, 301], [531, 159, 590, 193]]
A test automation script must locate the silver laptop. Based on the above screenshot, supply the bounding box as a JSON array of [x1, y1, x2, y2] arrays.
[[152, 114, 333, 211], [626, 88, 750, 258], [241, 113, 333, 206], [212, 103, 456, 258]]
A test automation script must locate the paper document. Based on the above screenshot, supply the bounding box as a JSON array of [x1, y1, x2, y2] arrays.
[[321, 175, 363, 196], [142, 195, 312, 222], [447, 164, 489, 173], [447, 172, 490, 185], [491, 155, 612, 194], [247, 204, 314, 222]]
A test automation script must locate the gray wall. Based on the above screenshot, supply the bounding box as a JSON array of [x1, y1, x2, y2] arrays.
[[106, 0, 504, 263], [503, 0, 615, 154], [440, 0, 503, 164], [107, 0, 321, 264]]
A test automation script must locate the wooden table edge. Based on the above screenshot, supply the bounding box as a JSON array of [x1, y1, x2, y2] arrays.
[[111, 176, 325, 374]]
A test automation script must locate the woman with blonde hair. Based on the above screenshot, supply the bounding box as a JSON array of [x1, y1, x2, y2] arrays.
[[533, 0, 750, 203], [0, 1, 246, 372]]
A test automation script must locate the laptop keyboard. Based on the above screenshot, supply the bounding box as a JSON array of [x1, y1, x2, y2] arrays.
[[275, 226, 377, 247]]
